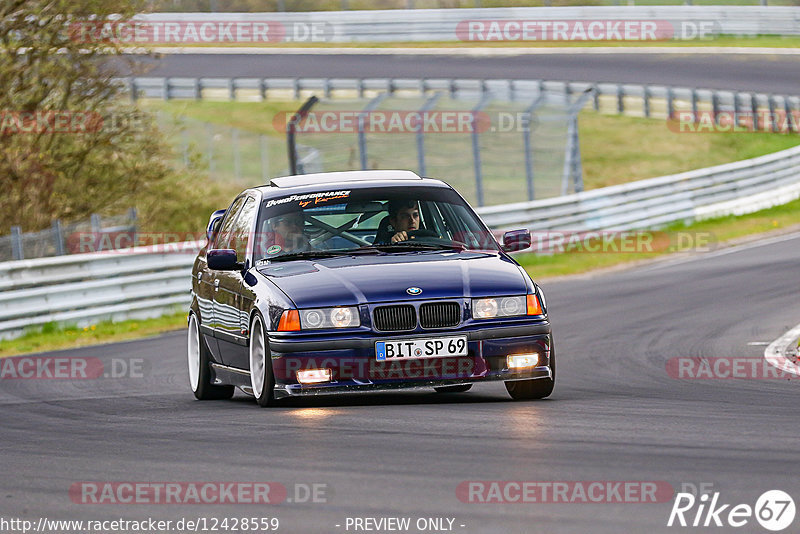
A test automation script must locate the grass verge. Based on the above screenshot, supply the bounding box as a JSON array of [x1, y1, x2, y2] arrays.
[[517, 197, 800, 279], [0, 312, 187, 359]]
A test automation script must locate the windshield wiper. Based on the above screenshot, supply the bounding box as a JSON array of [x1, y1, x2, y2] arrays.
[[357, 242, 466, 252], [264, 248, 381, 262]]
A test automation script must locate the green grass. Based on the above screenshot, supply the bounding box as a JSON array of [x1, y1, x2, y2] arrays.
[[517, 196, 800, 279], [0, 312, 188, 358]]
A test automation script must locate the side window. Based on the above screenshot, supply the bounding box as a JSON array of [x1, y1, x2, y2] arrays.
[[214, 196, 246, 250], [229, 197, 258, 263]]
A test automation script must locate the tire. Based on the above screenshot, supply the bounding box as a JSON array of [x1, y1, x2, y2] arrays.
[[187, 313, 235, 400], [434, 384, 472, 393], [249, 314, 277, 407], [504, 339, 556, 401]]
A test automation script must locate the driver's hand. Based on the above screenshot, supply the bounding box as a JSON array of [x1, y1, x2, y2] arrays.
[[391, 231, 408, 243]]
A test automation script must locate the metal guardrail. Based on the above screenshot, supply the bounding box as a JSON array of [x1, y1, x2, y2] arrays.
[[136, 7, 800, 41], [2, 143, 799, 340], [475, 144, 800, 231], [126, 77, 800, 129], [0, 247, 199, 340], [3, 75, 799, 340]]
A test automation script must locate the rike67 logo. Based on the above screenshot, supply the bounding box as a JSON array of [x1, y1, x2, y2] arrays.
[[668, 489, 795, 531]]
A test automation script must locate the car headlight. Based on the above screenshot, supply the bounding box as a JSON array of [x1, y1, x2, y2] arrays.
[[472, 295, 542, 319], [300, 307, 360, 329]]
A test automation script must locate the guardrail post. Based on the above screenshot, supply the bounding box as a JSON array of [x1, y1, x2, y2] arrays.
[[228, 78, 236, 101], [734, 92, 742, 126], [358, 79, 365, 99], [129, 78, 137, 103], [712, 91, 720, 125], [91, 214, 101, 234], [768, 95, 778, 132], [260, 79, 268, 101], [592, 84, 599, 111], [449, 79, 458, 99], [294, 78, 301, 100], [616, 84, 624, 114], [163, 78, 171, 101], [324, 78, 332, 99], [667, 87, 674, 119], [643, 85, 651, 118], [691, 89, 698, 121], [751, 93, 759, 131], [52, 220, 65, 256], [10, 226, 23, 261], [784, 97, 796, 134], [194, 78, 201, 100]]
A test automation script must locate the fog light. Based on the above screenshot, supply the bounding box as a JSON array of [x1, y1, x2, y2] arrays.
[[507, 353, 539, 369], [297, 368, 332, 384]]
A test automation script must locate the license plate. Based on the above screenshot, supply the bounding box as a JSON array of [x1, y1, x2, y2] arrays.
[[375, 336, 468, 361]]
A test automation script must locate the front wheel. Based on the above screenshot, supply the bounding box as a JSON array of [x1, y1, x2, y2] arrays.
[[249, 314, 277, 407], [187, 313, 234, 400], [504, 341, 556, 401]]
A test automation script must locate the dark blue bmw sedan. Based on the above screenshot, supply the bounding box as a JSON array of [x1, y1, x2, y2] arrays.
[[188, 170, 554, 406]]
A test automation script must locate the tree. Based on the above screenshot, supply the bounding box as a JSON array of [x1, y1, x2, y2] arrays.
[[0, 0, 193, 233]]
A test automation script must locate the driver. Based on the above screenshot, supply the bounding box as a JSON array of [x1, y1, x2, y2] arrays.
[[270, 211, 312, 253], [388, 200, 421, 243]]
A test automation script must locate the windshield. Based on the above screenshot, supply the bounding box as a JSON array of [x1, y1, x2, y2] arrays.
[[253, 185, 499, 262]]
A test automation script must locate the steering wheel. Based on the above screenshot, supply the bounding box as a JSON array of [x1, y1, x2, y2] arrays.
[[404, 229, 438, 240]]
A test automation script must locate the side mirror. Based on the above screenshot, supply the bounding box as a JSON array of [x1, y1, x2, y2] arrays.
[[207, 249, 241, 271], [206, 209, 227, 242], [502, 229, 531, 252]]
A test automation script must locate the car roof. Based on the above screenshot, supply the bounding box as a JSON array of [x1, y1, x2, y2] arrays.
[[251, 170, 452, 200]]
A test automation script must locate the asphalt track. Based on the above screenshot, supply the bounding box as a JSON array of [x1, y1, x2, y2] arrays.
[[130, 52, 800, 93], [2, 231, 799, 533]]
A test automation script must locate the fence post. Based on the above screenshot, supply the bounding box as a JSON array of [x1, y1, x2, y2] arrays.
[[784, 97, 796, 134], [194, 78, 202, 100], [11, 226, 24, 261], [129, 78, 137, 103], [228, 78, 236, 101], [592, 84, 599, 111], [616, 84, 624, 114], [643, 85, 650, 118], [357, 93, 387, 171], [416, 93, 441, 177], [691, 88, 698, 121], [163, 78, 171, 101], [522, 93, 546, 202], [751, 93, 759, 131], [52, 219, 65, 256], [471, 94, 491, 207], [260, 134, 269, 182], [712, 91, 720, 125], [667, 87, 674, 119]]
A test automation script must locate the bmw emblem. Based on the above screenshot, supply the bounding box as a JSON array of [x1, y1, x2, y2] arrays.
[[406, 287, 422, 296]]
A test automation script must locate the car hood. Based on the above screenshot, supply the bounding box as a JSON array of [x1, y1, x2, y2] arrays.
[[256, 251, 528, 308]]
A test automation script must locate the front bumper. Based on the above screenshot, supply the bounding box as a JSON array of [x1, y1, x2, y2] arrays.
[[268, 322, 552, 399]]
